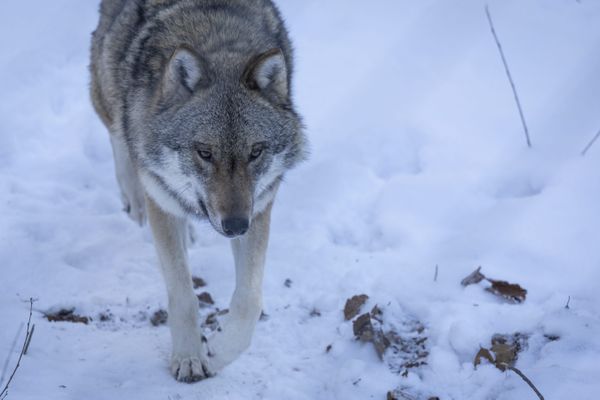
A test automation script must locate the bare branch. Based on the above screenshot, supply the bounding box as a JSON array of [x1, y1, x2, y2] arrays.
[[23, 325, 35, 356], [581, 128, 600, 156], [0, 298, 35, 399], [485, 5, 532, 148], [506, 365, 545, 400], [0, 324, 23, 389], [433, 264, 439, 282]]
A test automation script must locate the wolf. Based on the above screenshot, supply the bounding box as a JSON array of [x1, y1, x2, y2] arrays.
[[89, 0, 307, 382]]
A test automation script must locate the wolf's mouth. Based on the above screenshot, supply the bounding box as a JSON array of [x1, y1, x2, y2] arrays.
[[198, 199, 209, 217], [195, 200, 225, 236]]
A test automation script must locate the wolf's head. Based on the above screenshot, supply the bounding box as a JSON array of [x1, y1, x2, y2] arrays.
[[136, 46, 307, 237]]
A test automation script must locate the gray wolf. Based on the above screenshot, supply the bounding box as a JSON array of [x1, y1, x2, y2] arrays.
[[90, 0, 307, 382]]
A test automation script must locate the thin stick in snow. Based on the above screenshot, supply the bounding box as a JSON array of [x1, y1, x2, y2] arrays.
[[485, 5, 532, 148], [434, 264, 439, 282], [23, 325, 35, 356], [0, 324, 23, 389], [0, 298, 35, 400], [506, 365, 545, 400], [581, 128, 600, 156]]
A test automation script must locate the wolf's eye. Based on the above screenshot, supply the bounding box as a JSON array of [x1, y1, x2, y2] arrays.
[[250, 148, 262, 160], [249, 144, 265, 161], [197, 149, 212, 161]]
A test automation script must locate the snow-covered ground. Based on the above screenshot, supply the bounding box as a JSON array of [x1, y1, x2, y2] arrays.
[[1, 1, 600, 399]]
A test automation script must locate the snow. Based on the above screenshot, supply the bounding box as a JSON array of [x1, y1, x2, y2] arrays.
[[1, 0, 600, 399]]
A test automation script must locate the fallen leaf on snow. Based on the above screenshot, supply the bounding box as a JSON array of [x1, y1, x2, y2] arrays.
[[353, 312, 374, 341], [348, 302, 428, 374], [344, 294, 369, 320], [387, 388, 439, 400], [387, 389, 415, 400], [474, 333, 528, 371], [197, 292, 214, 306], [461, 266, 486, 286], [150, 309, 168, 326], [461, 267, 527, 303], [486, 279, 527, 304], [45, 308, 89, 324], [474, 347, 495, 368], [192, 276, 206, 288]]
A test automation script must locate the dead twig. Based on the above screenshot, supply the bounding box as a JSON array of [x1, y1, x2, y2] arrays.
[[581, 128, 600, 156], [565, 296, 571, 309], [433, 265, 439, 282], [0, 324, 23, 389], [23, 325, 35, 356], [504, 364, 545, 400], [485, 5, 532, 148], [0, 298, 35, 399]]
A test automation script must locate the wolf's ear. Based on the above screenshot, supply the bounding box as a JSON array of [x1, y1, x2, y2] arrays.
[[161, 47, 203, 102], [244, 48, 289, 101]]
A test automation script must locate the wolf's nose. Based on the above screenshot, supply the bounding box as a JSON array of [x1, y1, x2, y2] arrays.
[[222, 217, 249, 237]]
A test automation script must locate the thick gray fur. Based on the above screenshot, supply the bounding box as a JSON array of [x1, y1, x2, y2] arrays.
[[90, 0, 307, 383]]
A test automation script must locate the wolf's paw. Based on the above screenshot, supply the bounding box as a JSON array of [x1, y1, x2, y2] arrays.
[[171, 355, 213, 383]]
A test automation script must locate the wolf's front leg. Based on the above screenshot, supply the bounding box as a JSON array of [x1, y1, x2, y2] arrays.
[[146, 196, 210, 382], [110, 134, 146, 225], [207, 203, 273, 372]]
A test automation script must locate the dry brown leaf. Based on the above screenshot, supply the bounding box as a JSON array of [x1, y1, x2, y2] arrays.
[[461, 267, 527, 303], [370, 304, 383, 323], [473, 333, 544, 399], [150, 309, 168, 326], [192, 276, 206, 288], [203, 308, 228, 331], [461, 266, 486, 286], [491, 333, 527, 369], [347, 302, 428, 377], [474, 333, 528, 370], [46, 309, 89, 324], [372, 329, 391, 360], [491, 343, 516, 371], [387, 389, 439, 400], [387, 390, 417, 400], [474, 347, 495, 368], [352, 312, 374, 341], [197, 292, 214, 305], [344, 294, 369, 320], [486, 279, 527, 303]]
